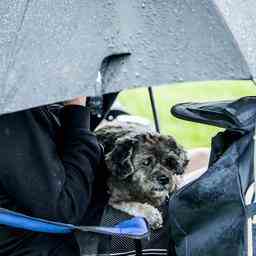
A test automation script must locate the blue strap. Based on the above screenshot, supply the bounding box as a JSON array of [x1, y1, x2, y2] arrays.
[[75, 217, 150, 239], [0, 208, 73, 234], [0, 208, 150, 239]]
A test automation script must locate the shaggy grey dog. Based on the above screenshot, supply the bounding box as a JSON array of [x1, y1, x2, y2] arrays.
[[96, 122, 188, 230]]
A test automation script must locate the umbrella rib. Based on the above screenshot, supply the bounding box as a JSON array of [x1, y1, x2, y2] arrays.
[[18, 0, 32, 32], [5, 0, 31, 73], [1, 0, 32, 110]]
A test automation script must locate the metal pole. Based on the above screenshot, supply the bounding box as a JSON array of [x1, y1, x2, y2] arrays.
[[134, 239, 142, 256], [148, 87, 161, 133], [246, 128, 256, 256], [253, 130, 256, 204]]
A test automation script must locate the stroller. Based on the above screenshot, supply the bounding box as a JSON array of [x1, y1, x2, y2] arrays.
[[91, 94, 256, 256], [168, 96, 256, 256], [1, 92, 256, 256]]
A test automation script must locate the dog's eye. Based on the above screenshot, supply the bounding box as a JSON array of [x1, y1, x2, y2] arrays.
[[143, 158, 152, 166]]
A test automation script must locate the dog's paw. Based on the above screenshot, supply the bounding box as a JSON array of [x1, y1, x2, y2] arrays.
[[111, 201, 163, 230]]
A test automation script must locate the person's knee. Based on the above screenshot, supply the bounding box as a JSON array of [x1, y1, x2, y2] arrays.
[[185, 148, 210, 173], [175, 148, 210, 189]]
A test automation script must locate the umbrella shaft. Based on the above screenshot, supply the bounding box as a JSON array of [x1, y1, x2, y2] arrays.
[[148, 87, 160, 133]]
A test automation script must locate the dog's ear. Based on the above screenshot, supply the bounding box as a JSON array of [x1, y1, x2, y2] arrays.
[[105, 137, 137, 180]]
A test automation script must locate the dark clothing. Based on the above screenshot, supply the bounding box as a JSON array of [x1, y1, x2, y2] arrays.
[[0, 104, 107, 255]]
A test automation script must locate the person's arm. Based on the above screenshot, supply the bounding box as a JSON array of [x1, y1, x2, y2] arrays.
[[0, 97, 102, 225]]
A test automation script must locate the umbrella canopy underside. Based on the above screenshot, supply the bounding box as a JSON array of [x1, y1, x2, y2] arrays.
[[0, 0, 254, 114]]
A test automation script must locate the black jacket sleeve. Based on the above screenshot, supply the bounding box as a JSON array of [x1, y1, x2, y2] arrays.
[[0, 105, 102, 225]]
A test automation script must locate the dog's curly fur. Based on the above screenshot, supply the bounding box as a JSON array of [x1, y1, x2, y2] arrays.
[[96, 122, 188, 229]]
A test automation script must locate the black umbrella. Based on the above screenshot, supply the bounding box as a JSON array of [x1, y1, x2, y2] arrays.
[[0, 0, 255, 114]]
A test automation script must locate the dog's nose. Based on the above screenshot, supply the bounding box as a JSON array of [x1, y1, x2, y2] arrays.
[[157, 175, 169, 186]]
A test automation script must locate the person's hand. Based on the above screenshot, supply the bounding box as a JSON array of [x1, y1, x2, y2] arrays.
[[64, 96, 87, 106]]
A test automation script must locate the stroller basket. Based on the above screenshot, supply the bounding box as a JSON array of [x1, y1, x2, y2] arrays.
[[169, 96, 256, 256]]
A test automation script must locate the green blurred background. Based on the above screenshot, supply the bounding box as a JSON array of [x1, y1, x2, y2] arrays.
[[118, 81, 256, 149]]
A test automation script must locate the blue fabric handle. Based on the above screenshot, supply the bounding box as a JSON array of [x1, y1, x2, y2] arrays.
[[0, 208, 150, 239], [0, 208, 74, 234], [76, 217, 150, 239]]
